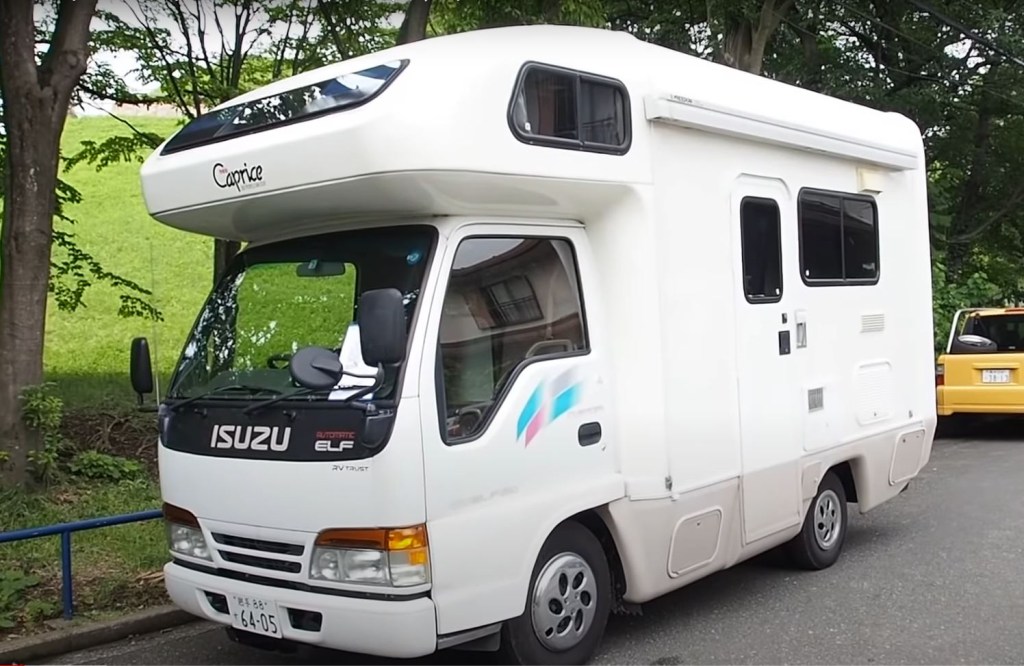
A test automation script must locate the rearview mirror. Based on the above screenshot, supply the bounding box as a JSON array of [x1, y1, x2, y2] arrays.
[[296, 260, 347, 278], [358, 288, 407, 366], [130, 337, 154, 404]]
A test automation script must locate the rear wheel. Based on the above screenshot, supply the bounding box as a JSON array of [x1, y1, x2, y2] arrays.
[[497, 520, 611, 665], [785, 470, 848, 570]]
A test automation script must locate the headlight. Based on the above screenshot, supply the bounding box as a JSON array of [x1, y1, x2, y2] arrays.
[[162, 503, 212, 561], [310, 525, 429, 587]]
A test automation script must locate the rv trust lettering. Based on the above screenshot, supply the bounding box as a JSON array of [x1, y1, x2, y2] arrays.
[[212, 161, 265, 192]]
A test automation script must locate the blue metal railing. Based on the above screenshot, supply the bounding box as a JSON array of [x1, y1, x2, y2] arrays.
[[0, 509, 162, 620]]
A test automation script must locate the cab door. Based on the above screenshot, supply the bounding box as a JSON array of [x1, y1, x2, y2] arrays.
[[730, 175, 804, 544], [415, 220, 620, 636]]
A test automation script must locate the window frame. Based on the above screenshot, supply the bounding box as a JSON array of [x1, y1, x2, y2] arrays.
[[797, 187, 881, 287], [168, 224, 438, 409], [506, 61, 632, 156], [739, 196, 784, 304], [435, 234, 592, 447], [160, 59, 411, 155]]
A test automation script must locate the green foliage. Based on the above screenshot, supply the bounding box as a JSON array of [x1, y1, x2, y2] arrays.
[[64, 132, 164, 172], [68, 451, 144, 483], [91, 1, 402, 117], [22, 599, 60, 624], [0, 477, 166, 634], [0, 137, 164, 325], [431, 0, 607, 34], [0, 571, 40, 629], [42, 116, 207, 408], [20, 383, 70, 485]]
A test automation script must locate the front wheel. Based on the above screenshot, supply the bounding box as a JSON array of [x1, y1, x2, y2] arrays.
[[497, 520, 612, 665], [784, 470, 848, 570]]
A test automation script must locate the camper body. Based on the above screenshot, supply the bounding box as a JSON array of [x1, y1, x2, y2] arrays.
[[132, 25, 936, 665]]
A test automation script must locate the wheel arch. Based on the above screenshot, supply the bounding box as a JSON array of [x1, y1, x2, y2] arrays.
[[566, 508, 628, 610], [828, 459, 859, 504]]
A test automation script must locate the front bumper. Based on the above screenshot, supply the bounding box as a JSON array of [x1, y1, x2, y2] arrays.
[[164, 561, 438, 658]]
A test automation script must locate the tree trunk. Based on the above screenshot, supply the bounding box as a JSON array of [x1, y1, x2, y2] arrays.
[[397, 0, 433, 43], [0, 0, 98, 488], [719, 0, 795, 75], [0, 143, 55, 487], [945, 97, 995, 284]]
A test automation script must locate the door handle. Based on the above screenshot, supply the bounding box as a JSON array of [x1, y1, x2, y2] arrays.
[[795, 310, 808, 349], [578, 422, 602, 447]]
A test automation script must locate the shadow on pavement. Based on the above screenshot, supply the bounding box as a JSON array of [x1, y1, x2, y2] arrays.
[[935, 414, 1023, 440]]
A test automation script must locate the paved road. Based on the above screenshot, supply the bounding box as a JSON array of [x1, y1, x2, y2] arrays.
[[47, 420, 1024, 665]]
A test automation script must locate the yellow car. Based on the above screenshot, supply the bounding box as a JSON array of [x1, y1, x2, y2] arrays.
[[936, 307, 1024, 417]]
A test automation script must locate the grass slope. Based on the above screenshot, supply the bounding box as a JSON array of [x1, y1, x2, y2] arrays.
[[46, 116, 211, 408], [1, 116, 209, 636]]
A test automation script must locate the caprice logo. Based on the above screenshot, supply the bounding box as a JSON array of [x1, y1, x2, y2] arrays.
[[212, 161, 265, 192], [210, 424, 291, 451]]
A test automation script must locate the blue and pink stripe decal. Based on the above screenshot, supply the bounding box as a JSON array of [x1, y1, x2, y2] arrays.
[[516, 368, 582, 446]]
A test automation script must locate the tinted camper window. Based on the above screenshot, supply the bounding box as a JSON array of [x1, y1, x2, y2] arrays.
[[798, 189, 879, 285], [740, 197, 783, 302], [510, 63, 630, 153], [161, 60, 408, 154]]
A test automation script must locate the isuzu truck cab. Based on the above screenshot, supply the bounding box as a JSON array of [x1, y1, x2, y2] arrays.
[[129, 24, 937, 665]]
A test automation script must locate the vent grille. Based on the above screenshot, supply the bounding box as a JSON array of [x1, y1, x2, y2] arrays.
[[861, 313, 885, 333], [219, 551, 302, 573], [808, 387, 824, 412], [212, 533, 304, 556]]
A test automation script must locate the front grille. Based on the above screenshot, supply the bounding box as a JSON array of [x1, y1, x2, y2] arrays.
[[219, 550, 302, 574], [212, 533, 304, 556]]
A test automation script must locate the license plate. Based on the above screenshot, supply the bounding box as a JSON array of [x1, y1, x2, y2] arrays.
[[226, 593, 282, 638], [982, 369, 1011, 384]]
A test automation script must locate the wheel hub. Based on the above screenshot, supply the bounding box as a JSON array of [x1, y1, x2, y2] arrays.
[[813, 488, 842, 550], [530, 552, 597, 652]]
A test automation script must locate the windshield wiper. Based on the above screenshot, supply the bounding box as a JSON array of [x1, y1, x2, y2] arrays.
[[242, 381, 379, 416], [169, 384, 282, 412]]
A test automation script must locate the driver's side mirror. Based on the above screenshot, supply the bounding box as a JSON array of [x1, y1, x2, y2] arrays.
[[358, 288, 407, 366], [129, 337, 155, 406]]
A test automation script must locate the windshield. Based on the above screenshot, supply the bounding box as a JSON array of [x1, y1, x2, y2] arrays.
[[168, 225, 437, 401], [961, 314, 1024, 353]]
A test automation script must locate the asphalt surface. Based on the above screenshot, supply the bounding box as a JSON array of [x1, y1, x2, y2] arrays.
[[46, 418, 1024, 665]]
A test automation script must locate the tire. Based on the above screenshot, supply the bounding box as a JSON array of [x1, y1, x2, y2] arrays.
[[784, 469, 848, 570], [497, 520, 612, 665]]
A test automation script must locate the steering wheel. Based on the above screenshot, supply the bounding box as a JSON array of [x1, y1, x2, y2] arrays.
[[266, 353, 292, 369]]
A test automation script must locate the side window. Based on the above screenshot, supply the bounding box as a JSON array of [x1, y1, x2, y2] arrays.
[[739, 197, 783, 303], [439, 237, 588, 442], [798, 189, 879, 284], [509, 63, 630, 153]]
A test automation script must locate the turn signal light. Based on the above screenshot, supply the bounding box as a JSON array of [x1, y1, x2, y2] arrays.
[[311, 525, 429, 587], [162, 503, 210, 561]]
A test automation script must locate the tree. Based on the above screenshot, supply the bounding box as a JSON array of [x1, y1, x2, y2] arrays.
[[92, 0, 286, 285], [429, 0, 607, 35], [0, 0, 100, 487], [396, 0, 431, 43], [606, 0, 796, 76], [90, 0, 401, 284]]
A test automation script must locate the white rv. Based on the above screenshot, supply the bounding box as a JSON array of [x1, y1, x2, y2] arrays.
[[130, 24, 936, 665]]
